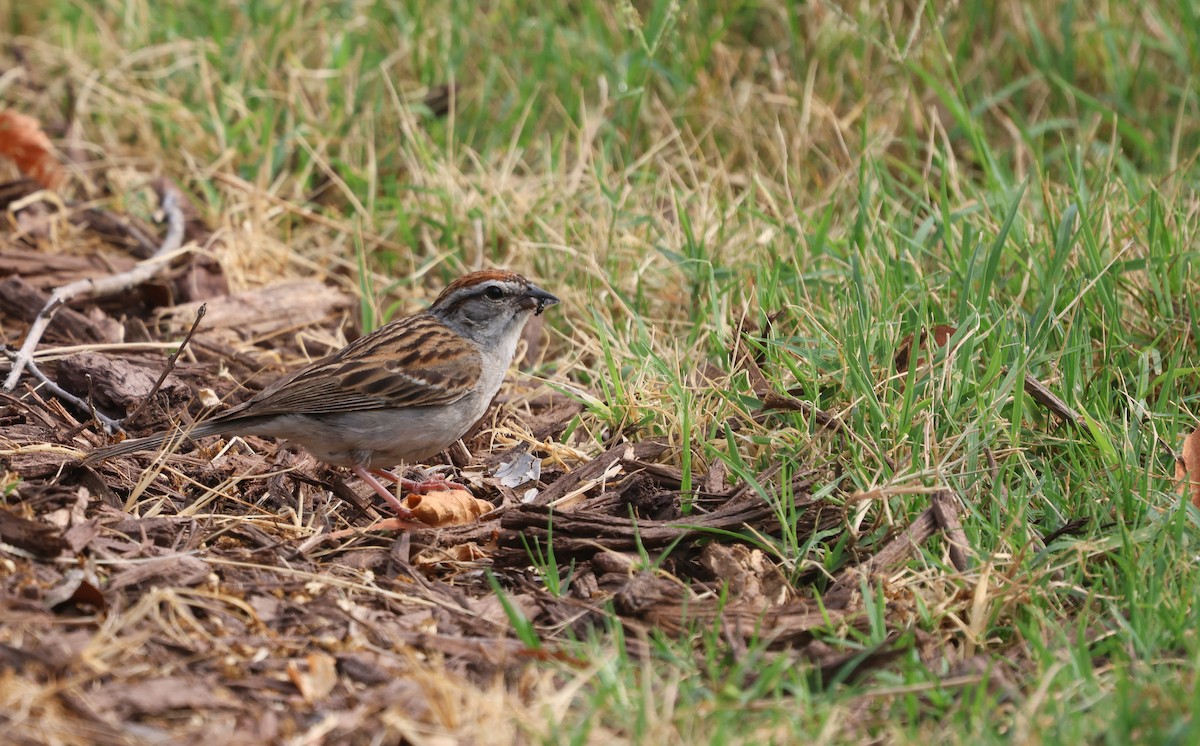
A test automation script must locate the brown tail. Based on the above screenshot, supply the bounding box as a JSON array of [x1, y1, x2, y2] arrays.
[[80, 421, 230, 465]]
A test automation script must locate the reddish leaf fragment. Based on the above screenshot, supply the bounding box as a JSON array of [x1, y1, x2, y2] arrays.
[[1176, 425, 1200, 509], [288, 652, 338, 703], [895, 324, 957, 372], [0, 110, 66, 190]]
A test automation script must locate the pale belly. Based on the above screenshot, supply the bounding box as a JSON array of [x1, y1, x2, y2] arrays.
[[237, 398, 488, 468]]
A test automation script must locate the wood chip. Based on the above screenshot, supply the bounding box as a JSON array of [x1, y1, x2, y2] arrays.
[[0, 275, 115, 343], [0, 508, 65, 557], [83, 676, 238, 717], [155, 279, 353, 344], [55, 352, 192, 414], [532, 439, 668, 506]]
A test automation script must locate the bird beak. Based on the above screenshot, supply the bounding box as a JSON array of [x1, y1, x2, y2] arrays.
[[522, 285, 559, 315]]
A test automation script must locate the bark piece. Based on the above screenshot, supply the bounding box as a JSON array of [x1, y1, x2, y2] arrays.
[[0, 248, 135, 288], [55, 352, 192, 415], [531, 439, 669, 507], [154, 279, 354, 345], [0, 508, 66, 557], [0, 275, 114, 343]]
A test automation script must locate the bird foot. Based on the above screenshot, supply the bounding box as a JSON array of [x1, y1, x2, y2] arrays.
[[352, 465, 415, 520], [369, 468, 469, 495]]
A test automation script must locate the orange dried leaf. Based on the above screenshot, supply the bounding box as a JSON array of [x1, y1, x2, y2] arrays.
[[287, 652, 337, 703], [413, 542, 490, 569], [0, 110, 66, 190], [1176, 426, 1200, 508], [404, 489, 493, 527]]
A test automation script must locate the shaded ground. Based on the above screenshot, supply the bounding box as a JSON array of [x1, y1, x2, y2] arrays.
[[0, 180, 975, 743]]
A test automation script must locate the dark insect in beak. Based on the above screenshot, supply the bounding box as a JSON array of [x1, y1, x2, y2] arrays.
[[522, 285, 560, 315]]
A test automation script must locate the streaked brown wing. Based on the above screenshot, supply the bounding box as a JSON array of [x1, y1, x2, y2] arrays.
[[217, 314, 481, 420]]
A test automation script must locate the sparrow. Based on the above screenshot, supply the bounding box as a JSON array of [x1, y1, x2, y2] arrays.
[[83, 269, 559, 519]]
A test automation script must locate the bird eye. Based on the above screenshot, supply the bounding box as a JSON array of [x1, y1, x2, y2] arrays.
[[484, 286, 504, 300]]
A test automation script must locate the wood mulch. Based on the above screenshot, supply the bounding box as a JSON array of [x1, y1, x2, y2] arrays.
[[0, 178, 967, 743]]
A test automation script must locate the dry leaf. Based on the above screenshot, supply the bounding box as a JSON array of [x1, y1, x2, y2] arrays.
[[698, 543, 791, 607], [413, 543, 490, 569], [404, 489, 493, 526], [0, 110, 66, 190], [44, 486, 89, 529], [1176, 425, 1200, 508], [494, 451, 541, 487], [287, 652, 338, 703], [895, 324, 957, 372]]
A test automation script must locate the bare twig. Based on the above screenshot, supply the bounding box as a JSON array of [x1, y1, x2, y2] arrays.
[[931, 491, 972, 572], [824, 507, 940, 606], [1, 348, 122, 432], [120, 303, 206, 429], [1021, 372, 1083, 426], [58, 376, 100, 440], [2, 185, 186, 392], [759, 390, 845, 433]]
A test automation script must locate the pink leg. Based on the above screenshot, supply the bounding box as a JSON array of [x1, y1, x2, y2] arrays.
[[369, 468, 468, 494], [353, 465, 415, 519]]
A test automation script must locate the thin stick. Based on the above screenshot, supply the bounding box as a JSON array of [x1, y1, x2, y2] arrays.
[[931, 491, 972, 572], [2, 184, 186, 392], [120, 303, 206, 429], [1021, 372, 1083, 426], [59, 376, 99, 440], [1, 348, 123, 432]]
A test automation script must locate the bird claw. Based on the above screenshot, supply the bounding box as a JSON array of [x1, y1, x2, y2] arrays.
[[403, 475, 469, 494], [350, 466, 470, 523], [370, 468, 469, 494], [353, 465, 416, 519]]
